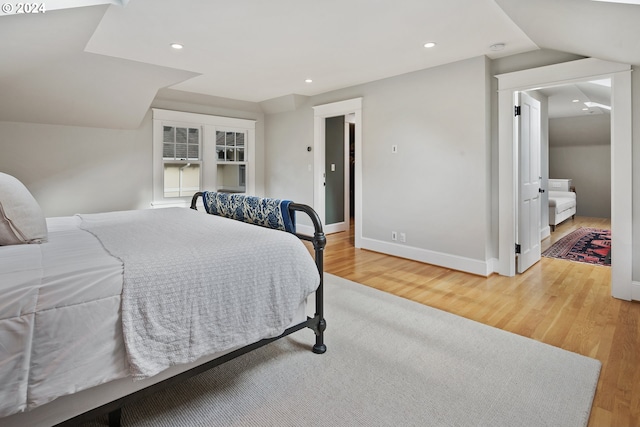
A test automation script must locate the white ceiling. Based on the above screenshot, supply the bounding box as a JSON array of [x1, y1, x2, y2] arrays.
[[1, 0, 639, 128], [84, 0, 538, 102], [534, 79, 611, 119]]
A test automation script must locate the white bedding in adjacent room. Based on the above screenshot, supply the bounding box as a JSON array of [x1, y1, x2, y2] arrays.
[[0, 210, 319, 422]]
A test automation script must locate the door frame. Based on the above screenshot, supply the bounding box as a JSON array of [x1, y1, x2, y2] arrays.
[[313, 97, 363, 243], [496, 58, 632, 300]]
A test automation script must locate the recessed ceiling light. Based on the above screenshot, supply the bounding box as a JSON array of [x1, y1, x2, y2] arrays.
[[572, 99, 580, 103], [423, 42, 436, 48], [489, 43, 505, 51], [170, 43, 184, 50], [305, 79, 313, 83], [582, 107, 589, 111]]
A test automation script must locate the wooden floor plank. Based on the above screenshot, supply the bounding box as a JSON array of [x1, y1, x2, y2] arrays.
[[314, 216, 640, 427]]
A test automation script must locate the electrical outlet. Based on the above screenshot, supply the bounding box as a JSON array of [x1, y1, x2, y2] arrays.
[[399, 233, 406, 243], [391, 231, 397, 241]]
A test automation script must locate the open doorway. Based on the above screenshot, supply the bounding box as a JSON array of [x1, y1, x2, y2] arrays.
[[323, 115, 355, 235], [313, 98, 363, 246], [496, 58, 632, 300], [528, 80, 612, 264]]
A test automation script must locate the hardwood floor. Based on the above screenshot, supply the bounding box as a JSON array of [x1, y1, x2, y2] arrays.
[[316, 216, 639, 427]]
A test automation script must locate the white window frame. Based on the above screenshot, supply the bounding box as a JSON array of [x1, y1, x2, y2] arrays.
[[160, 121, 203, 199], [152, 108, 256, 208]]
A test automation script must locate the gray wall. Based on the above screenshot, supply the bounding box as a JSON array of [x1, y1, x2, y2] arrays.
[[265, 56, 493, 265], [549, 115, 611, 218]]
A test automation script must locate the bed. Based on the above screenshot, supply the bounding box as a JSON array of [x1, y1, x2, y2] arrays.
[[548, 179, 576, 231], [0, 172, 326, 427]]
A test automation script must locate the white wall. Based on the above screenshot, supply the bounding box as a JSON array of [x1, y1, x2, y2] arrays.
[[265, 56, 494, 273], [0, 117, 152, 217], [0, 92, 265, 217]]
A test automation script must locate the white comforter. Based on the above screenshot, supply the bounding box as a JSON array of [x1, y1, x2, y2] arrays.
[[0, 216, 126, 417], [79, 208, 320, 379], [0, 208, 319, 418]]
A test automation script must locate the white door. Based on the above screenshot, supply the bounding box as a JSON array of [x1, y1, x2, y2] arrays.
[[516, 92, 542, 273]]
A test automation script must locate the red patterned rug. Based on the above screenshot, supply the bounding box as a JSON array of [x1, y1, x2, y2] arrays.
[[543, 227, 611, 266]]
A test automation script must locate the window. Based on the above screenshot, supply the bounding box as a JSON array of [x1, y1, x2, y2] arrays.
[[152, 109, 256, 207], [215, 129, 249, 193], [216, 130, 245, 162], [162, 125, 201, 198]]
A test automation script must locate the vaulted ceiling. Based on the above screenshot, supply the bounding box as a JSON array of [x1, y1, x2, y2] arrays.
[[1, 0, 639, 128]]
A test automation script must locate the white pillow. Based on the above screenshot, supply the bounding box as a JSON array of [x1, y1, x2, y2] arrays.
[[0, 172, 48, 245]]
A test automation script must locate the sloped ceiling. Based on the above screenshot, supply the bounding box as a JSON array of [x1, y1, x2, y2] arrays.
[[0, 6, 196, 128], [1, 0, 639, 128], [494, 0, 640, 65], [535, 79, 611, 118]]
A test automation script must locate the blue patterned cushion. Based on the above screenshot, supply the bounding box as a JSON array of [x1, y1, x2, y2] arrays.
[[202, 192, 295, 233]]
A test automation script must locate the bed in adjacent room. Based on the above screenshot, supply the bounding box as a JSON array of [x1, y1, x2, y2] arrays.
[[0, 173, 326, 427], [548, 178, 577, 231]]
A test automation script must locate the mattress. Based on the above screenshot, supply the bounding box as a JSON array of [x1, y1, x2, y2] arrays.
[[0, 212, 317, 424], [0, 216, 127, 417]]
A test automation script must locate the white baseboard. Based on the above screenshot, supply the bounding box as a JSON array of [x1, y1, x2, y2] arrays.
[[540, 226, 551, 241], [324, 222, 348, 235], [296, 226, 496, 276], [360, 237, 496, 277], [631, 281, 640, 301]]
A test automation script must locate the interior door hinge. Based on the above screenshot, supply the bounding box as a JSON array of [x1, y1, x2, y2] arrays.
[[515, 243, 521, 254], [514, 106, 521, 116]]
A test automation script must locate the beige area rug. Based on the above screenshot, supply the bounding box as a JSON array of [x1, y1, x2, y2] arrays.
[[81, 274, 600, 427]]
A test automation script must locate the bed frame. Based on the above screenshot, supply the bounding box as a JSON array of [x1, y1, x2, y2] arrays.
[[53, 194, 326, 427]]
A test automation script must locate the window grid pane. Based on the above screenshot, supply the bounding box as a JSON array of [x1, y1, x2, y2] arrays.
[[164, 126, 200, 161], [163, 143, 175, 158], [188, 145, 199, 159], [216, 131, 247, 163], [175, 144, 187, 159], [163, 126, 175, 143], [176, 127, 187, 144], [188, 128, 198, 144], [226, 132, 235, 146]]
